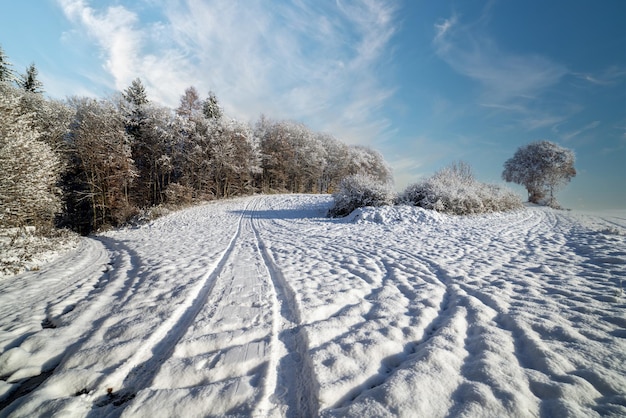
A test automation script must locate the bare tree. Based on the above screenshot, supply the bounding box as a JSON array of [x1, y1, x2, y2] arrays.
[[176, 86, 202, 119]]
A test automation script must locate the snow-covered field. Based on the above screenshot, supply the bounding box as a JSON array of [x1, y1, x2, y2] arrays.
[[0, 194, 625, 417]]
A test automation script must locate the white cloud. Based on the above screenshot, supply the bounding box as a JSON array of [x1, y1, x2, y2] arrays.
[[58, 0, 144, 89], [56, 0, 399, 145]]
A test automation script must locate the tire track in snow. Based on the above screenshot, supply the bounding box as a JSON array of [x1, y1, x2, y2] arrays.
[[0, 238, 155, 414], [257, 205, 459, 411], [249, 196, 319, 418], [0, 238, 109, 332], [330, 251, 455, 409], [88, 200, 254, 408], [324, 210, 549, 415]]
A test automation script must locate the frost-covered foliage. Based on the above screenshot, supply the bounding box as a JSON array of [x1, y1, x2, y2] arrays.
[[0, 83, 63, 230], [402, 162, 522, 215], [17, 63, 44, 94], [328, 174, 395, 217], [0, 45, 15, 83], [64, 97, 137, 232], [0, 52, 393, 238], [347, 145, 393, 184], [255, 118, 393, 194], [503, 140, 576, 208], [0, 227, 79, 277]]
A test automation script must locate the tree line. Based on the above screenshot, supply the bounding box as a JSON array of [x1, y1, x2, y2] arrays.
[[0, 49, 391, 234]]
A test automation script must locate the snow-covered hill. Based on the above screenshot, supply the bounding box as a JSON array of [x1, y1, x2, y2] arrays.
[[0, 195, 625, 417]]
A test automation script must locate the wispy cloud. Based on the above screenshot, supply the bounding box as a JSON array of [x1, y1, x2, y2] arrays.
[[56, 0, 399, 145], [432, 14, 567, 107], [560, 120, 601, 142], [572, 66, 626, 86]]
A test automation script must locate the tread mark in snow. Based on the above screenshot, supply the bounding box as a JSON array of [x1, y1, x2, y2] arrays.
[[250, 198, 319, 418], [89, 201, 254, 409], [0, 369, 56, 411]]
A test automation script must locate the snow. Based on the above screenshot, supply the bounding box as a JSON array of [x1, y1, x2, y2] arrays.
[[0, 228, 80, 278], [0, 194, 625, 417]]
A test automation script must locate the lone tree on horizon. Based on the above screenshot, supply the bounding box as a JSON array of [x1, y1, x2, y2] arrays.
[[502, 140, 576, 208]]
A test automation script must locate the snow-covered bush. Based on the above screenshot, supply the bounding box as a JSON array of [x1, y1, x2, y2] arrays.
[[328, 174, 395, 217], [401, 162, 522, 215]]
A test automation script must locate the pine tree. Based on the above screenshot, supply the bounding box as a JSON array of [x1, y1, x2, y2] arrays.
[[202, 91, 223, 120], [0, 45, 15, 83], [122, 78, 149, 108], [18, 63, 44, 93]]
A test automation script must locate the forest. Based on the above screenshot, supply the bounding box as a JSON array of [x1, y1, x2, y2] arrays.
[[0, 57, 391, 235]]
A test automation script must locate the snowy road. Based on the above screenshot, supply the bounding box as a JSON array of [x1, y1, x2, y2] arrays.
[[0, 195, 625, 417]]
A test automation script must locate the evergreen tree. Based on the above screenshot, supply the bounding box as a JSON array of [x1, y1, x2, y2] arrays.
[[121, 78, 149, 138], [122, 78, 149, 108], [0, 45, 15, 83], [18, 63, 44, 93], [202, 91, 223, 120]]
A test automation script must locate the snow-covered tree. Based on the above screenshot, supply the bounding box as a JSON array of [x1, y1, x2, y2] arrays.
[[211, 118, 261, 198], [130, 103, 179, 206], [347, 145, 393, 184], [202, 91, 222, 120], [120, 79, 178, 207], [502, 140, 576, 207], [257, 119, 295, 192], [318, 134, 350, 193], [0, 45, 15, 83], [0, 84, 62, 229], [65, 97, 137, 231], [121, 78, 149, 142], [254, 117, 392, 194], [18, 63, 44, 94], [13, 89, 74, 150], [328, 174, 395, 217], [123, 78, 149, 108], [0, 135, 63, 229], [176, 86, 202, 119]]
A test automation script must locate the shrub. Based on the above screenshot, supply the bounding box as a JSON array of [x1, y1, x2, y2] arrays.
[[328, 174, 395, 217], [164, 183, 193, 205], [401, 162, 522, 215]]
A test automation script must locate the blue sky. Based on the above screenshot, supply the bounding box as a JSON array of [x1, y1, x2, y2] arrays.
[[1, 0, 624, 210]]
